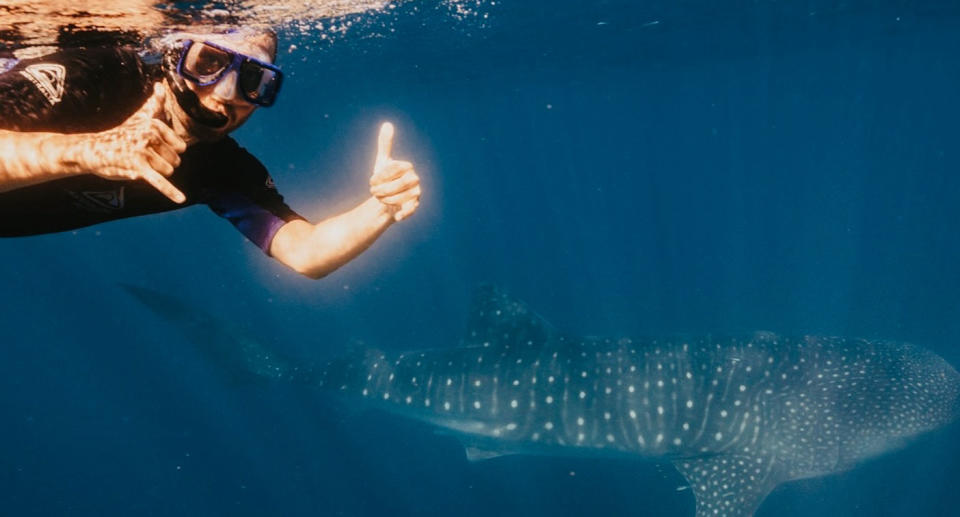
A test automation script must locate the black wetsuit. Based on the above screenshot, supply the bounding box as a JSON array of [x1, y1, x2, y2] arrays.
[[0, 46, 304, 252]]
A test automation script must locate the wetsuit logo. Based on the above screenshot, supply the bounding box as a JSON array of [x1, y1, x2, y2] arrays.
[[0, 58, 18, 75], [19, 63, 65, 105], [68, 187, 125, 213]]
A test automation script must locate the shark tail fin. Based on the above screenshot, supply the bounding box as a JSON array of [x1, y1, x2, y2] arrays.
[[120, 284, 315, 384]]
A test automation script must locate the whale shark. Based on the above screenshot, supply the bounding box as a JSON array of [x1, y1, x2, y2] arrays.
[[124, 285, 960, 517]]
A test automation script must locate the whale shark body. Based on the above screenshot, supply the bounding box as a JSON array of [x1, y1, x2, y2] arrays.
[[126, 285, 960, 517]]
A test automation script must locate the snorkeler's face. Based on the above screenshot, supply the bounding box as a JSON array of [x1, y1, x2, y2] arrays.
[[171, 31, 278, 140]]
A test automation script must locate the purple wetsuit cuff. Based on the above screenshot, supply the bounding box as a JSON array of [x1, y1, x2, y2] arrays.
[[262, 216, 304, 256]]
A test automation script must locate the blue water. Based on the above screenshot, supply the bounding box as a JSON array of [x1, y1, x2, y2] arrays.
[[2, 1, 960, 515]]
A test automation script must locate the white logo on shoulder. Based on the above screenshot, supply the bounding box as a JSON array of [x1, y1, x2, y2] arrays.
[[19, 63, 65, 105]]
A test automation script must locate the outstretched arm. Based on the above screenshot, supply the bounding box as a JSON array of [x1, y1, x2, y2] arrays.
[[0, 129, 84, 189], [269, 123, 421, 279], [0, 83, 187, 202]]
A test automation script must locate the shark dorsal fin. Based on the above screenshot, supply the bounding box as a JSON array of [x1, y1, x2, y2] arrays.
[[672, 454, 784, 517], [464, 285, 553, 349]]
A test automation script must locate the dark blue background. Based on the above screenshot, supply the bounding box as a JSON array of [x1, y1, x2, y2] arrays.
[[1, 1, 959, 515]]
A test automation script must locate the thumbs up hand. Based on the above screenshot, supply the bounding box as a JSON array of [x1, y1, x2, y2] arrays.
[[369, 122, 421, 222]]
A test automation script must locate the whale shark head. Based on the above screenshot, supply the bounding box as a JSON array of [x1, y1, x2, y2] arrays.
[[896, 343, 960, 431]]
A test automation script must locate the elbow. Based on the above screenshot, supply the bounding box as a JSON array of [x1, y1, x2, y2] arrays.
[[270, 219, 356, 280], [282, 246, 347, 280], [282, 252, 338, 280], [270, 221, 334, 279], [301, 269, 326, 280], [299, 265, 334, 280]]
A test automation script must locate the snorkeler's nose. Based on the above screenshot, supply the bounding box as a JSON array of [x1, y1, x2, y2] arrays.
[[212, 70, 241, 102]]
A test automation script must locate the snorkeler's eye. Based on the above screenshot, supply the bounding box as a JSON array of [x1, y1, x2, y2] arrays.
[[190, 44, 232, 78], [238, 61, 280, 105], [238, 63, 263, 97]]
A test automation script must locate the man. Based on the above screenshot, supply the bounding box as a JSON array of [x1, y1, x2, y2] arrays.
[[0, 28, 421, 279]]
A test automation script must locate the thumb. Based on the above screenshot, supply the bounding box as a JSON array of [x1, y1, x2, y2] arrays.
[[376, 122, 394, 166], [132, 82, 166, 121]]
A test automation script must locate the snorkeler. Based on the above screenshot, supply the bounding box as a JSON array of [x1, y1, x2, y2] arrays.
[[0, 28, 421, 279]]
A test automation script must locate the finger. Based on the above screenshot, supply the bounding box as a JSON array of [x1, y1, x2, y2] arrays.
[[376, 122, 394, 165], [148, 123, 184, 167], [370, 170, 418, 197], [147, 82, 167, 118], [371, 160, 414, 183], [377, 185, 420, 206], [142, 169, 186, 204], [143, 148, 176, 177], [394, 199, 419, 221], [130, 82, 165, 122], [151, 118, 187, 153], [149, 138, 182, 170]]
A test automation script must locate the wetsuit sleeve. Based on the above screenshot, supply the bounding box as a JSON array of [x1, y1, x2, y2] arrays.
[[0, 58, 52, 130], [204, 139, 306, 254], [0, 47, 152, 132]]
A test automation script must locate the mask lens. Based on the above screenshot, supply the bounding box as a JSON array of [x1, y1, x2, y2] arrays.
[[238, 60, 281, 106], [184, 42, 232, 82]]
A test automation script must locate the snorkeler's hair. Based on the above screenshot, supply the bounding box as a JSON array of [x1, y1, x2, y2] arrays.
[[148, 26, 279, 71], [236, 27, 278, 61]]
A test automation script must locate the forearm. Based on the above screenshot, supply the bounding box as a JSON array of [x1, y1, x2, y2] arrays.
[[0, 130, 85, 191], [271, 197, 396, 279]]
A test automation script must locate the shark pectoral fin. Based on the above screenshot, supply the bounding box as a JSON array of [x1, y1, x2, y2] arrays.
[[464, 446, 511, 463], [672, 454, 783, 517]]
